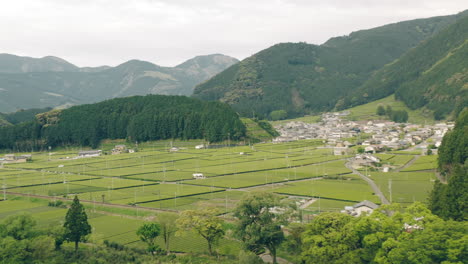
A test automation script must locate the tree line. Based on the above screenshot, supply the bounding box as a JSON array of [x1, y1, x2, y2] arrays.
[[0, 95, 246, 151], [429, 109, 467, 221]]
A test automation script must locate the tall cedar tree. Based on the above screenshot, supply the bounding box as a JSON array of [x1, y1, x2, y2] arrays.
[[63, 196, 91, 251]]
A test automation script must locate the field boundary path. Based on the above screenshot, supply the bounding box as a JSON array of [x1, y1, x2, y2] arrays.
[[394, 155, 420, 172], [5, 191, 178, 213], [345, 160, 390, 204]]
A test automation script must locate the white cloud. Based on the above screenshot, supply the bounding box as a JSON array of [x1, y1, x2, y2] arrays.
[[0, 0, 466, 67]]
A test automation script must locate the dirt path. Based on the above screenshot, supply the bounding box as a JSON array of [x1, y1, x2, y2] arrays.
[[394, 155, 420, 172], [345, 160, 389, 205], [299, 198, 317, 209]]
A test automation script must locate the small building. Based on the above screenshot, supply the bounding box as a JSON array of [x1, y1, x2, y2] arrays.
[[111, 145, 128, 155], [353, 200, 379, 216], [169, 147, 179, 152], [192, 173, 205, 179], [78, 150, 102, 158], [4, 154, 15, 162], [195, 145, 205, 149], [343, 200, 379, 216], [3, 154, 32, 163]]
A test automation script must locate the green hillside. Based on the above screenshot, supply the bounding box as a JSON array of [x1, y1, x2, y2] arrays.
[[343, 95, 435, 124], [344, 15, 468, 120], [193, 11, 467, 119], [0, 95, 246, 150], [0, 54, 238, 112]]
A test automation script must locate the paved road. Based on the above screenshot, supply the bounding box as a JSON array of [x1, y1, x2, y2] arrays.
[[345, 160, 390, 204]]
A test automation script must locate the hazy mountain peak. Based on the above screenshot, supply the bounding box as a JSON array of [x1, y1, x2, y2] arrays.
[[176, 54, 239, 69]]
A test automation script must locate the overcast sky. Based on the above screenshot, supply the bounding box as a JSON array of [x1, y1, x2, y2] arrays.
[[1, 0, 466, 67]]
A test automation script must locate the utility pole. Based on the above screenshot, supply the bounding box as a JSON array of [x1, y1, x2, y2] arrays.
[[388, 179, 392, 204]]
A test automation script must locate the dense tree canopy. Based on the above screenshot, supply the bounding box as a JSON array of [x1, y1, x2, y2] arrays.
[[0, 95, 246, 150], [234, 192, 296, 264], [301, 203, 467, 264]]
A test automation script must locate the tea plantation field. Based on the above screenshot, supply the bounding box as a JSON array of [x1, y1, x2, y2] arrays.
[[1, 139, 437, 252]]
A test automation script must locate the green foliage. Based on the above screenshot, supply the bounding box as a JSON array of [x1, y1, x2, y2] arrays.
[[234, 192, 293, 263], [347, 14, 468, 119], [390, 109, 409, 123], [2, 107, 52, 125], [376, 105, 386, 116], [438, 109, 468, 170], [301, 203, 467, 264], [157, 213, 178, 254], [194, 12, 464, 118], [430, 165, 467, 221], [301, 213, 358, 264], [269, 110, 288, 121], [63, 196, 91, 251], [176, 208, 225, 255], [0, 214, 36, 240], [136, 223, 161, 254], [0, 95, 246, 150]]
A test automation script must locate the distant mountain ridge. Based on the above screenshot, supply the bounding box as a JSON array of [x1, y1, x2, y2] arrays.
[[193, 10, 467, 119], [0, 53, 238, 112]]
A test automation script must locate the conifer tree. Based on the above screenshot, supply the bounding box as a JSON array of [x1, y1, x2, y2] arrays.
[[63, 196, 91, 252]]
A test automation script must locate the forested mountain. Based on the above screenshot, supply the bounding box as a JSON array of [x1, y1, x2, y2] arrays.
[[193, 10, 467, 119], [0, 95, 246, 150], [0, 54, 238, 112], [344, 15, 468, 120], [0, 54, 81, 73], [429, 109, 467, 220], [0, 107, 52, 126]]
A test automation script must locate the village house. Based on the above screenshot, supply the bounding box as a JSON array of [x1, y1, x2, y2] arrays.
[[342, 200, 379, 216], [3, 154, 32, 163], [111, 145, 128, 155]]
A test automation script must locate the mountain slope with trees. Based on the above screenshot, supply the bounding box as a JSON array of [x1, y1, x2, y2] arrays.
[[344, 15, 468, 120], [0, 95, 246, 150], [0, 54, 238, 112], [193, 10, 467, 119]]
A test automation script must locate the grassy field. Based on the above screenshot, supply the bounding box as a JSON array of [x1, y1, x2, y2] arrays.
[[2, 139, 433, 210], [342, 95, 435, 124], [370, 171, 436, 204], [0, 137, 439, 256], [273, 178, 379, 204], [0, 197, 239, 255], [400, 155, 438, 171]]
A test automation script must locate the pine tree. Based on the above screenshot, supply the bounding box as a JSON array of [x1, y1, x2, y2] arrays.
[[63, 196, 91, 251]]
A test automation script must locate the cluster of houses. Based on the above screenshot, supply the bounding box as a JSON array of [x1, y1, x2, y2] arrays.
[[0, 154, 32, 163], [274, 112, 453, 154], [76, 145, 136, 158]]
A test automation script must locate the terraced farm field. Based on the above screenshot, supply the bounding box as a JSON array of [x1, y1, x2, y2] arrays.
[[1, 139, 437, 251]]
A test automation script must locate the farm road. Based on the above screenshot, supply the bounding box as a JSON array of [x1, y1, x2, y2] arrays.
[[345, 160, 390, 205]]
